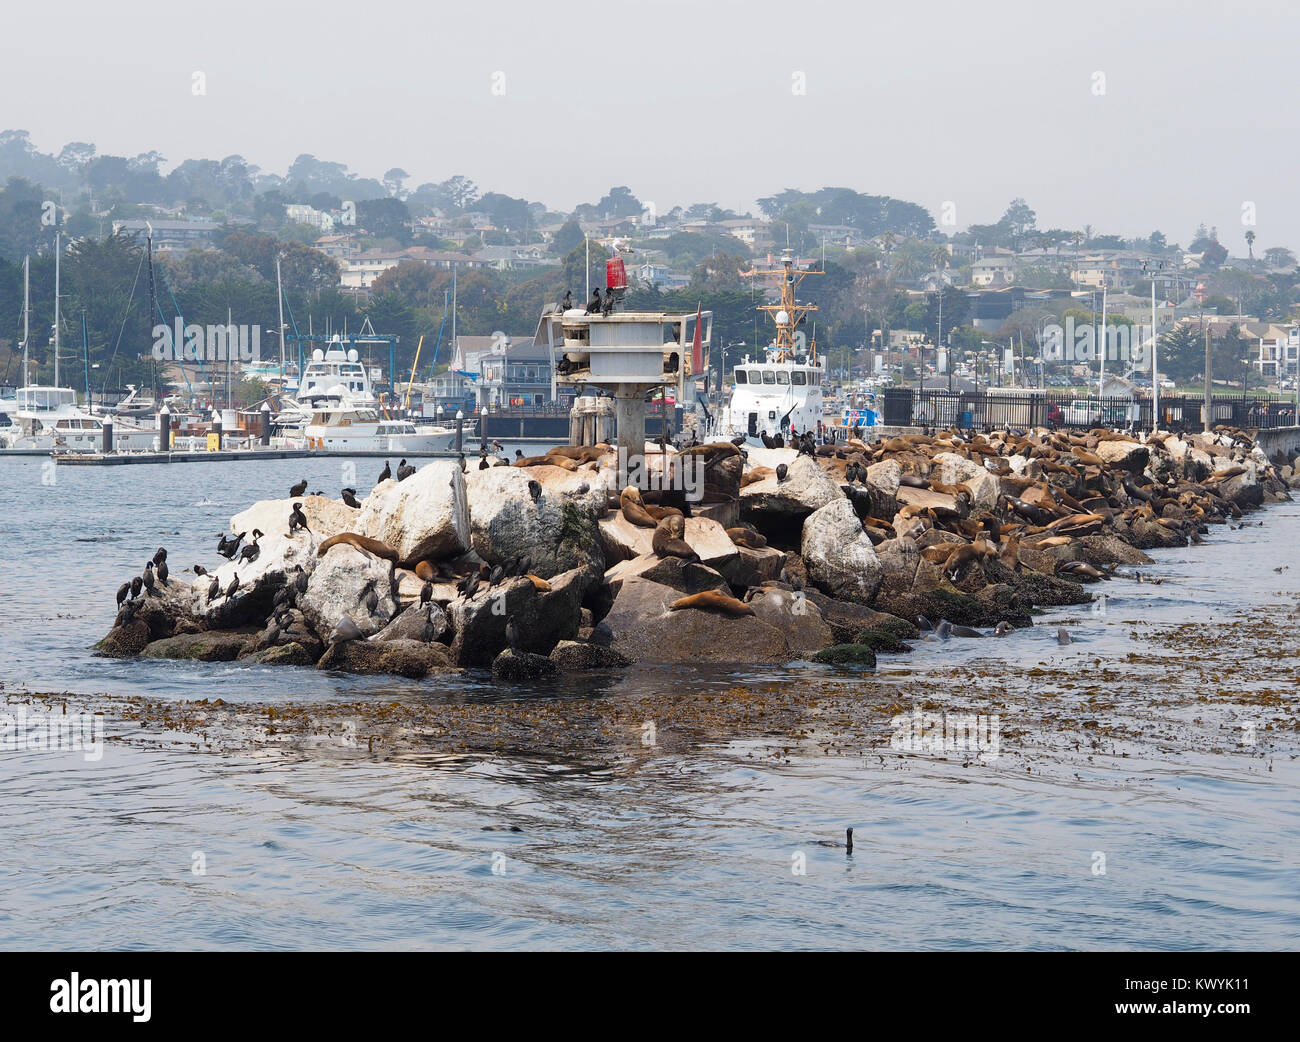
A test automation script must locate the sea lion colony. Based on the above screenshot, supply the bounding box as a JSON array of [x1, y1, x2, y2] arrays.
[[98, 425, 1297, 678]]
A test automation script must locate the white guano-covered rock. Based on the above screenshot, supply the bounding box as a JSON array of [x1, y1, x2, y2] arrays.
[[357, 462, 469, 566], [801, 498, 883, 605], [299, 543, 397, 639]]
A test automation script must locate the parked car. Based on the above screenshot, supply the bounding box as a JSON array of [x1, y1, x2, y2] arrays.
[[1061, 398, 1136, 426]]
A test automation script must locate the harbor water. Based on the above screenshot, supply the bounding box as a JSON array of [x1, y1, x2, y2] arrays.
[[0, 455, 1297, 950]]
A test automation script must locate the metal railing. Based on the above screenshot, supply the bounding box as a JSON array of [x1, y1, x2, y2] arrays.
[[881, 388, 1298, 432]]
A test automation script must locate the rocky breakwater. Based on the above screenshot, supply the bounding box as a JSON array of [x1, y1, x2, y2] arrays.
[[96, 425, 1295, 678]]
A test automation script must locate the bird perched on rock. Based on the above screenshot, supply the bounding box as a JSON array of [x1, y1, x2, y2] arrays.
[[341, 488, 361, 509], [293, 565, 309, 597], [488, 564, 504, 586], [479, 454, 490, 470], [287, 502, 310, 536], [420, 580, 433, 606], [115, 582, 130, 608], [491, 440, 504, 453], [194, 564, 208, 577], [225, 573, 240, 600], [207, 576, 220, 601], [156, 558, 169, 586], [528, 479, 541, 501], [152, 547, 167, 566], [290, 478, 308, 497], [775, 463, 788, 482], [142, 562, 157, 596], [238, 533, 261, 565], [130, 575, 143, 599], [378, 460, 392, 483], [397, 459, 415, 481]]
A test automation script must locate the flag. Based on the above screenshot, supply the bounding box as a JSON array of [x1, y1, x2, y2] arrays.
[[691, 303, 703, 375]]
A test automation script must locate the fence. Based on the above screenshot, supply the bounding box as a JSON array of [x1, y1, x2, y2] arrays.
[[880, 388, 1298, 433]]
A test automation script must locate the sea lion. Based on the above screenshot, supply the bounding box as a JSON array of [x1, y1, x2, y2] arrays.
[[726, 526, 767, 549], [667, 590, 755, 617], [414, 560, 437, 581], [652, 514, 698, 562], [620, 486, 660, 528], [524, 574, 552, 592], [950, 624, 985, 638], [1056, 627, 1072, 645], [316, 532, 400, 563], [993, 621, 1014, 637]]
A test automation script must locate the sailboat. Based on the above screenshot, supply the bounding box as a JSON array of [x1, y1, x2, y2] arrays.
[[2, 237, 155, 452]]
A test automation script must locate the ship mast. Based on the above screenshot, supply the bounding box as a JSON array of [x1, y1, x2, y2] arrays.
[[744, 247, 820, 363]]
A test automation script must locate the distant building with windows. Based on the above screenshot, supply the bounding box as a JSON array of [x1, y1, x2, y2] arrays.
[[112, 219, 220, 251]]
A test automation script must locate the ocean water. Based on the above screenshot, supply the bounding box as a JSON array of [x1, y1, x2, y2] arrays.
[[0, 454, 1297, 950]]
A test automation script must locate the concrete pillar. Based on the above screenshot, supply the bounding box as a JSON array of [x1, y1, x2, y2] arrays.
[[157, 405, 171, 456], [569, 402, 583, 445], [614, 384, 647, 459], [455, 410, 464, 453], [260, 402, 271, 446], [480, 406, 488, 452], [102, 418, 113, 454], [212, 409, 223, 451]]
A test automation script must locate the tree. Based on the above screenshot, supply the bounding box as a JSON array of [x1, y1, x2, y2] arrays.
[[382, 167, 409, 199], [356, 197, 412, 244], [1262, 246, 1296, 269], [1244, 229, 1256, 260], [553, 219, 584, 256], [1001, 198, 1037, 246]]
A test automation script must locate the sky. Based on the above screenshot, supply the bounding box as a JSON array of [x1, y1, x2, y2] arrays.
[[2, 0, 1298, 251]]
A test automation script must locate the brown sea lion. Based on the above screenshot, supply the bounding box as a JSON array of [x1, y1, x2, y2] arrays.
[[726, 526, 768, 549], [740, 467, 775, 488], [652, 514, 698, 561], [524, 574, 552, 591], [620, 486, 659, 527], [316, 532, 399, 562], [668, 590, 755, 617], [998, 534, 1021, 571], [415, 560, 437, 581]]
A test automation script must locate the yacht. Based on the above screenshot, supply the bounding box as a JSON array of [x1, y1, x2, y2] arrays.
[[2, 385, 157, 452], [717, 249, 827, 445], [285, 387, 467, 452]]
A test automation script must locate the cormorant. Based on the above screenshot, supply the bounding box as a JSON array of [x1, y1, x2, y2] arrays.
[[478, 455, 490, 470], [341, 488, 361, 509], [288, 502, 310, 536], [585, 289, 602, 314], [156, 559, 169, 585], [775, 463, 788, 482], [238, 534, 260, 564], [225, 574, 240, 600], [130, 576, 143, 599], [289, 478, 308, 497], [488, 564, 504, 586], [152, 547, 167, 566], [560, 290, 573, 311], [419, 580, 433, 606], [379, 460, 392, 483], [396, 459, 415, 481], [207, 576, 220, 601], [116, 582, 130, 608], [142, 563, 156, 595], [194, 564, 208, 577]]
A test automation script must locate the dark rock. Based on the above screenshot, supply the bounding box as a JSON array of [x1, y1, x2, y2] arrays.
[[491, 647, 558, 680], [141, 629, 257, 662], [317, 638, 453, 678], [812, 643, 877, 667], [250, 642, 317, 667], [549, 640, 631, 670], [802, 588, 919, 644], [94, 619, 153, 658], [448, 565, 596, 666]]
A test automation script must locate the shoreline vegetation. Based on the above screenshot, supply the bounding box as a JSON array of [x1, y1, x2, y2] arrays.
[[93, 426, 1298, 687]]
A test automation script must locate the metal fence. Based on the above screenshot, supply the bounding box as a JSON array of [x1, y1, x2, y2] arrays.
[[881, 388, 1299, 432]]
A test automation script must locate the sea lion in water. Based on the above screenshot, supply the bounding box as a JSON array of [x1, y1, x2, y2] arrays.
[[620, 486, 659, 528], [652, 514, 699, 562], [1056, 627, 1072, 645], [993, 621, 1014, 637], [667, 590, 755, 617], [316, 532, 400, 563]]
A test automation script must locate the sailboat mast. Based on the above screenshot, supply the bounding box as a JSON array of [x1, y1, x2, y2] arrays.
[[276, 255, 285, 372], [21, 255, 29, 386], [53, 230, 61, 388]]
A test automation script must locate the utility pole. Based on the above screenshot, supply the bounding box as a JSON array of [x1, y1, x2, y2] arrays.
[[1203, 315, 1212, 434]]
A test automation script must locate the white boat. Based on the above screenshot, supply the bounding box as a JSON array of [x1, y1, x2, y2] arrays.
[[296, 338, 380, 407], [290, 387, 466, 452], [2, 385, 157, 452], [714, 249, 827, 446]]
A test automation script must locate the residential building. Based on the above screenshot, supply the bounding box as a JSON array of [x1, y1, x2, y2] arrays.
[[112, 218, 220, 251]]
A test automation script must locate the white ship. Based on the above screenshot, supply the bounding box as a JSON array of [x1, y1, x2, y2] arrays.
[[270, 387, 464, 452], [2, 386, 157, 452], [716, 249, 826, 445]]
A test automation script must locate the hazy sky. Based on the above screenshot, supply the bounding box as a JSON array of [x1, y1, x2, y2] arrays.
[[3, 0, 1298, 251]]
